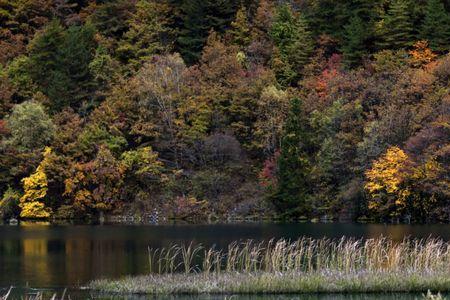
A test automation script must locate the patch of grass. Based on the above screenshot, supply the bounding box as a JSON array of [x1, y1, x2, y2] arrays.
[[90, 271, 450, 295], [89, 237, 450, 295]]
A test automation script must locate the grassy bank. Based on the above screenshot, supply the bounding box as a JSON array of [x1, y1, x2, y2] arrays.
[[90, 237, 450, 295]]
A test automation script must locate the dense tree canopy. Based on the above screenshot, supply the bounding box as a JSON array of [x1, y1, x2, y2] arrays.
[[0, 0, 449, 222]]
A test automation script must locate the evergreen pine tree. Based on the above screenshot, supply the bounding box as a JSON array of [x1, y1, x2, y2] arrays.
[[28, 20, 66, 96], [420, 0, 450, 52], [0, 0, 17, 29], [175, 0, 238, 64], [56, 24, 96, 110], [377, 0, 414, 49], [272, 98, 312, 217], [270, 5, 314, 85], [347, 0, 379, 52], [342, 15, 368, 67], [287, 13, 314, 73], [28, 21, 97, 112], [230, 6, 251, 47], [270, 4, 296, 54], [88, 0, 134, 40], [117, 0, 174, 67], [350, 0, 379, 21], [307, 0, 348, 39]]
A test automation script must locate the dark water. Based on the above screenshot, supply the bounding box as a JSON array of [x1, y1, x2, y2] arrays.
[[1, 222, 450, 294], [0, 288, 444, 300], [1, 287, 444, 300]]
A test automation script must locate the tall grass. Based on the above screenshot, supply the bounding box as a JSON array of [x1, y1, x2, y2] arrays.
[[91, 237, 450, 295], [145, 237, 450, 275], [0, 287, 68, 300]]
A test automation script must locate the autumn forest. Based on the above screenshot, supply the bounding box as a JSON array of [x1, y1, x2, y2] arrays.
[[0, 0, 449, 223]]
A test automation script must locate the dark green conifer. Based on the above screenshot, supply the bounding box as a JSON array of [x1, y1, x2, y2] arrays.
[[56, 24, 96, 109], [420, 0, 450, 51], [175, 0, 238, 64], [230, 6, 251, 47], [117, 0, 175, 67], [342, 15, 368, 67], [27, 20, 65, 95], [306, 0, 348, 39], [88, 0, 134, 40], [272, 98, 312, 217], [28, 21, 96, 112], [377, 0, 414, 49], [287, 14, 314, 71], [270, 5, 314, 85]]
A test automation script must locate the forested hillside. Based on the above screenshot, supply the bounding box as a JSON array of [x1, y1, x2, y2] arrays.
[[0, 0, 449, 222]]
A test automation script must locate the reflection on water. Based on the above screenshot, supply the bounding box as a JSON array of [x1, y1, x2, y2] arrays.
[[1, 223, 450, 289], [2, 288, 445, 300]]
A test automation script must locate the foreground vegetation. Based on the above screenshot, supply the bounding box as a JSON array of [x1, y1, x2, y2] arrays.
[[90, 237, 450, 295], [0, 0, 449, 222], [91, 272, 450, 295]]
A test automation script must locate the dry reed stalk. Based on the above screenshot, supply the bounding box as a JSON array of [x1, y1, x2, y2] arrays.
[[145, 237, 450, 275]]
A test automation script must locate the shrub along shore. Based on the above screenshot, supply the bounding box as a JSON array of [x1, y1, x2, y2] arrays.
[[89, 237, 450, 295]]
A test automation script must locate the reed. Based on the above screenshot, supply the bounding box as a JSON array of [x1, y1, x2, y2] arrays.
[[0, 287, 68, 300], [90, 237, 450, 295], [146, 237, 450, 275]]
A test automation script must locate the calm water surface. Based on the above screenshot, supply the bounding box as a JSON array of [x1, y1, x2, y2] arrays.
[[1, 288, 445, 300], [1, 223, 450, 291], [1, 288, 446, 300]]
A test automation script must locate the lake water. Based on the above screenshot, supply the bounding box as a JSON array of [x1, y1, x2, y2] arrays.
[[1, 222, 450, 298], [0, 288, 443, 300]]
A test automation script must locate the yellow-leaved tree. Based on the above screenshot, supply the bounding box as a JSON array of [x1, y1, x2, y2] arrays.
[[365, 146, 411, 218], [20, 147, 52, 219]]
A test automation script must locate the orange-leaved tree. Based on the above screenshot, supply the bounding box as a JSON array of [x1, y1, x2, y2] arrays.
[[365, 146, 411, 218]]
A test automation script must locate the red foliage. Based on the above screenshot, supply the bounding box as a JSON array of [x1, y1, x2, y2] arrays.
[[0, 120, 9, 136], [315, 54, 343, 98], [259, 150, 280, 188]]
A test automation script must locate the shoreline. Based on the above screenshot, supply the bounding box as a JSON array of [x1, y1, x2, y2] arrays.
[[89, 237, 450, 295], [89, 271, 450, 295]]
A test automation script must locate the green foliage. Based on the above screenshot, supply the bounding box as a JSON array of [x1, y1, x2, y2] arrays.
[[28, 20, 97, 112], [376, 0, 414, 49], [230, 6, 251, 47], [56, 24, 97, 107], [253, 85, 289, 154], [5, 56, 36, 99], [77, 124, 127, 157], [121, 147, 164, 185], [0, 0, 16, 24], [306, 0, 348, 39], [192, 170, 232, 203], [0, 187, 20, 219], [342, 16, 368, 67], [27, 19, 65, 99], [4, 101, 55, 151], [89, 46, 120, 89], [420, 0, 450, 51], [371, 49, 410, 72], [270, 4, 313, 85], [88, 0, 134, 40], [310, 100, 347, 182], [176, 0, 238, 64], [117, 0, 174, 67], [271, 98, 312, 217]]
